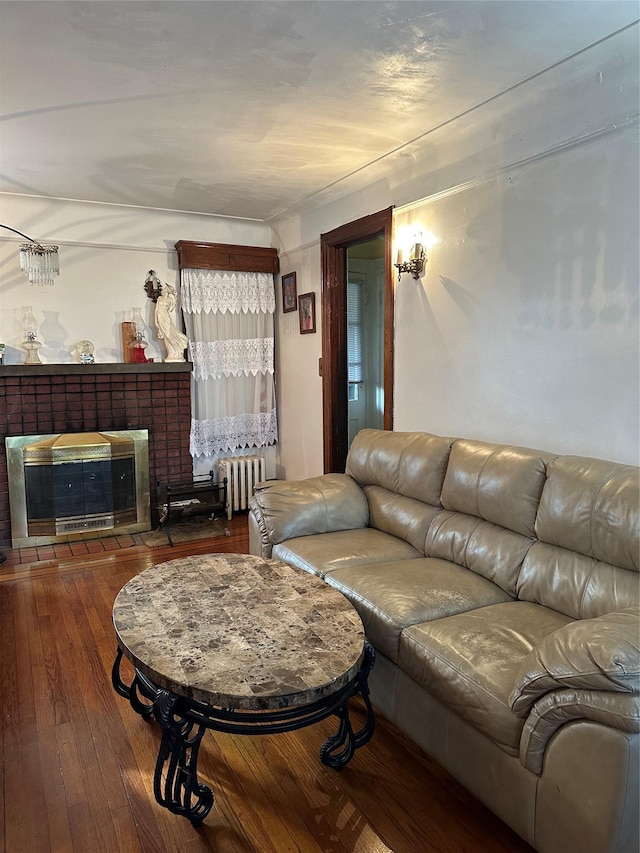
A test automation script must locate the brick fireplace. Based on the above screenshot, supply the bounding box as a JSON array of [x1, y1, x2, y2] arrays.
[[0, 363, 192, 547]]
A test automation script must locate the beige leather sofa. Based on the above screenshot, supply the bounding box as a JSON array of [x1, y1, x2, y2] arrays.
[[249, 429, 640, 853]]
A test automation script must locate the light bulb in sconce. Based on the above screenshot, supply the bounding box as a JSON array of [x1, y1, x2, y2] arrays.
[[409, 235, 424, 262]]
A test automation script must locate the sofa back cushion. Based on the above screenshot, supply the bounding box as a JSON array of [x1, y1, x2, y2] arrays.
[[440, 439, 554, 537], [426, 440, 554, 596], [517, 457, 640, 618], [363, 485, 440, 553], [346, 429, 453, 505], [425, 511, 533, 596]]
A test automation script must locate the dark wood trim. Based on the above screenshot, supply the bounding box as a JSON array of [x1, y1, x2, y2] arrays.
[[320, 207, 394, 473], [175, 240, 279, 273], [321, 240, 347, 472]]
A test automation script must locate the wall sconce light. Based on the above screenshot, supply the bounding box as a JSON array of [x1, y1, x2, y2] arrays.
[[0, 223, 60, 285], [394, 233, 426, 282], [144, 269, 163, 302]]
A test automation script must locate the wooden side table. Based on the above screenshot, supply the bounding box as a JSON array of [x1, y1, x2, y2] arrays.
[[156, 472, 229, 546]]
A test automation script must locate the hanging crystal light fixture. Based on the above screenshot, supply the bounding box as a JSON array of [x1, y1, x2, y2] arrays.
[[19, 242, 60, 285], [0, 224, 60, 285]]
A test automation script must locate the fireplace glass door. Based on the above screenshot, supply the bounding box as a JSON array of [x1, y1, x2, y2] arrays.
[[25, 458, 137, 534], [5, 430, 150, 547]]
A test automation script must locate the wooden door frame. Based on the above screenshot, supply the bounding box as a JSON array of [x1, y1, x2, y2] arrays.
[[320, 207, 394, 473]]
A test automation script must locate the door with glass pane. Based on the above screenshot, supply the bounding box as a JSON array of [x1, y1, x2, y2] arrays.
[[320, 207, 393, 474], [347, 240, 385, 447]]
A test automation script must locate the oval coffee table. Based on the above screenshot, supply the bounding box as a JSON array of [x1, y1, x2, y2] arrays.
[[112, 552, 375, 826]]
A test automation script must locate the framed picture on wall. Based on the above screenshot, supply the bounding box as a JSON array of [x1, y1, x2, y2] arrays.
[[298, 292, 316, 334], [281, 271, 297, 313]]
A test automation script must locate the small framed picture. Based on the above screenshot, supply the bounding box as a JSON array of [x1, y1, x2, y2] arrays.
[[281, 271, 297, 313], [298, 292, 316, 334]]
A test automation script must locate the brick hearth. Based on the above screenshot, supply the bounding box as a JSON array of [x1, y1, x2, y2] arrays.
[[0, 363, 193, 547]]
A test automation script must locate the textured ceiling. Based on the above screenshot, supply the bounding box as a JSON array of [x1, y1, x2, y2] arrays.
[[0, 1, 636, 221]]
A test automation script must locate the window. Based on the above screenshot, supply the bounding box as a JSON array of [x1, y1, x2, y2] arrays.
[[347, 278, 364, 384]]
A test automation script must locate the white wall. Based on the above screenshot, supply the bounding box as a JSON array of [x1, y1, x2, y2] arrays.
[[0, 195, 272, 364], [272, 242, 324, 480], [272, 23, 639, 475], [394, 127, 639, 462]]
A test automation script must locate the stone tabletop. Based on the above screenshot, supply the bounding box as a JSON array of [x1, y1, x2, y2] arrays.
[[112, 553, 366, 711]]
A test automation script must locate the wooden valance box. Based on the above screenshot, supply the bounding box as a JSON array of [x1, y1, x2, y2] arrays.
[[175, 241, 279, 273]]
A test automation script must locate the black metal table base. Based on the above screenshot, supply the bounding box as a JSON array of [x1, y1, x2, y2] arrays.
[[112, 643, 376, 827]]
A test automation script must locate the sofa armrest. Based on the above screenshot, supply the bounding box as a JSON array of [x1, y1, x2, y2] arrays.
[[509, 606, 640, 718], [249, 473, 369, 547], [519, 688, 640, 774], [248, 506, 272, 557]]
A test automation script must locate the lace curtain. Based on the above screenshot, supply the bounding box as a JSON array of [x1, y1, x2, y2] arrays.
[[181, 269, 278, 458]]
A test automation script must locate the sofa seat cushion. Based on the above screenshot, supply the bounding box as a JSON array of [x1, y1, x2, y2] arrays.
[[398, 602, 572, 753], [326, 558, 513, 663], [272, 528, 423, 580]]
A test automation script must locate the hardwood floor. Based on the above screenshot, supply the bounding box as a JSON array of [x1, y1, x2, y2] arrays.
[[0, 515, 533, 852]]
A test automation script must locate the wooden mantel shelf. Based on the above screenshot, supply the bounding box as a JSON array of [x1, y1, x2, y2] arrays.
[[0, 362, 192, 377]]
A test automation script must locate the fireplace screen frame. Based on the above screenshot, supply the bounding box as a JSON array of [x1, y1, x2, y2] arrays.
[[5, 429, 151, 548]]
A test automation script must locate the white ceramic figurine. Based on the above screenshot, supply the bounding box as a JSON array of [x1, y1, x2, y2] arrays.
[[154, 283, 188, 362]]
